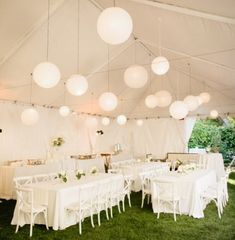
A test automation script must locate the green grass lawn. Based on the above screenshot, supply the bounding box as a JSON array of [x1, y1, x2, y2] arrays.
[[0, 173, 235, 240]]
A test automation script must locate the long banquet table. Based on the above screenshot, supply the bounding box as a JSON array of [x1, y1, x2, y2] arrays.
[[151, 169, 217, 218], [11, 173, 124, 230]]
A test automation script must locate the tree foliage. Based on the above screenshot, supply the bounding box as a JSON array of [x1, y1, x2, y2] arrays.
[[189, 117, 235, 162]]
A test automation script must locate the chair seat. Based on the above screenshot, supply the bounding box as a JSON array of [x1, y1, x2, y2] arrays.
[[67, 202, 91, 211], [201, 188, 217, 199], [21, 204, 47, 214]]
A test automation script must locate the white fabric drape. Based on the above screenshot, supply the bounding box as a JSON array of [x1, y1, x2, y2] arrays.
[[0, 103, 196, 164]]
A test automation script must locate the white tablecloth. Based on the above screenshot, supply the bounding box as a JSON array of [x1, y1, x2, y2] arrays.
[[151, 169, 217, 218], [76, 158, 105, 173], [120, 162, 169, 192], [0, 163, 61, 199], [200, 153, 225, 179], [11, 173, 124, 230]]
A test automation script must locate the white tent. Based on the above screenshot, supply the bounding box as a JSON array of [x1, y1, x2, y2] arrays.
[[0, 0, 234, 163]]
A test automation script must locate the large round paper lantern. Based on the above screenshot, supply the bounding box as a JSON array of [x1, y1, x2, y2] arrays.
[[124, 65, 148, 88], [169, 101, 188, 120], [145, 94, 158, 108], [155, 90, 172, 107], [117, 115, 127, 125], [102, 117, 110, 126], [99, 92, 118, 111], [184, 95, 199, 111], [151, 56, 170, 75], [66, 74, 88, 96], [33, 62, 60, 88], [97, 7, 133, 45], [136, 119, 143, 126], [86, 116, 98, 128], [210, 110, 219, 119], [59, 106, 70, 117], [21, 108, 39, 125], [199, 92, 211, 103]]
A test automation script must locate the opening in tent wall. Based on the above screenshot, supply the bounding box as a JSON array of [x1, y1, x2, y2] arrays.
[[0, 102, 196, 164]]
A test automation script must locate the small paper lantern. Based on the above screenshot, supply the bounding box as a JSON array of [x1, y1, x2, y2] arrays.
[[97, 7, 133, 45], [66, 74, 88, 96], [145, 95, 158, 108], [33, 62, 60, 88], [59, 106, 70, 117], [117, 115, 127, 125], [151, 56, 170, 75], [136, 119, 143, 126], [199, 92, 211, 103], [124, 65, 148, 88], [155, 90, 172, 107], [210, 110, 219, 119], [183, 95, 199, 111], [99, 92, 118, 111], [196, 96, 203, 106], [21, 108, 39, 125], [102, 117, 110, 126], [169, 101, 188, 119]]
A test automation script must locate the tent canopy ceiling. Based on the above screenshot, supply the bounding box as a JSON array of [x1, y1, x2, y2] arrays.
[[0, 0, 234, 118]]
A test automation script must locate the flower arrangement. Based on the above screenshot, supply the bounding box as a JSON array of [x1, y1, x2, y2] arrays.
[[51, 137, 65, 147], [90, 166, 98, 175], [76, 169, 85, 180], [57, 171, 67, 183]]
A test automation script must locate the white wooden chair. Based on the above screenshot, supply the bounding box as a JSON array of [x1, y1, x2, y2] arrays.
[[201, 176, 227, 218], [15, 187, 48, 237], [152, 178, 181, 221], [95, 179, 110, 226], [120, 174, 134, 211], [66, 183, 96, 235], [139, 172, 152, 208], [109, 178, 122, 218]]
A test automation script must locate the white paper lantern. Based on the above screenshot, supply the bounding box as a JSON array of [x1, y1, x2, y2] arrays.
[[136, 119, 143, 126], [59, 106, 70, 117], [145, 95, 158, 109], [210, 110, 219, 119], [66, 74, 88, 96], [97, 7, 133, 45], [86, 117, 98, 128], [151, 56, 170, 75], [33, 62, 60, 88], [21, 108, 39, 125], [124, 65, 148, 88], [199, 92, 211, 103], [117, 115, 127, 125], [183, 95, 199, 111], [102, 117, 110, 126], [155, 90, 172, 107], [99, 92, 118, 111], [169, 101, 189, 120]]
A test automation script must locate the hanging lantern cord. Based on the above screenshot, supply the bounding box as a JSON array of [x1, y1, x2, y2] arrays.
[[46, 0, 51, 61]]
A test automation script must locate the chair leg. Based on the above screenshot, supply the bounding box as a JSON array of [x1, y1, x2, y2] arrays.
[[141, 193, 145, 208], [117, 200, 121, 213], [147, 194, 150, 204], [79, 219, 82, 235], [30, 213, 34, 237], [43, 210, 49, 230], [105, 205, 109, 220], [15, 224, 19, 234], [122, 197, 125, 212], [128, 194, 131, 207], [110, 205, 113, 218], [98, 211, 101, 226], [173, 202, 177, 221]]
